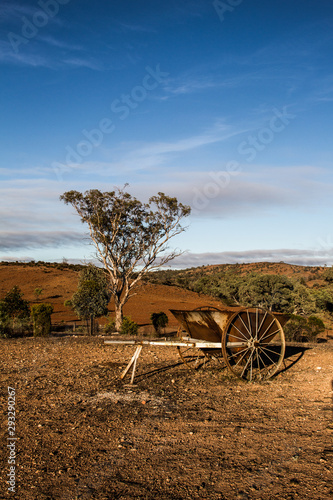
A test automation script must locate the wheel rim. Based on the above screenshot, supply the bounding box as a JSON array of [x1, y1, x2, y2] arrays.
[[222, 308, 285, 382], [177, 346, 208, 370]]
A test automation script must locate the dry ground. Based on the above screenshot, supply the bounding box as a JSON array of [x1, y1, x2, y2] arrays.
[[0, 264, 222, 327], [1, 335, 333, 500]]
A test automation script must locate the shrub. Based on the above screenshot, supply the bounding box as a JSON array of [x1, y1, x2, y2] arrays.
[[0, 286, 30, 337], [284, 314, 325, 342], [284, 315, 308, 342], [104, 316, 138, 335], [34, 287, 43, 302], [307, 316, 325, 340], [323, 266, 333, 283], [150, 312, 169, 335], [104, 317, 116, 334], [31, 303, 53, 337], [120, 316, 138, 336]]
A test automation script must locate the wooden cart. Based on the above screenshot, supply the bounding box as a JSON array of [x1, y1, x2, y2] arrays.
[[105, 306, 289, 383]]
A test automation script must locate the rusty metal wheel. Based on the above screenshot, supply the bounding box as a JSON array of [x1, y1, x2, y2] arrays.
[[177, 345, 208, 370], [222, 308, 285, 382]]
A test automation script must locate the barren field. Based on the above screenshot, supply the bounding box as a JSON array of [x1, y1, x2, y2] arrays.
[[1, 335, 333, 500], [0, 263, 222, 327]]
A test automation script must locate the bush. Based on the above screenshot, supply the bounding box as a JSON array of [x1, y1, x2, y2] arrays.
[[31, 303, 53, 337], [307, 316, 325, 340], [150, 312, 169, 335], [104, 316, 138, 335], [104, 317, 116, 334], [120, 316, 138, 336], [284, 314, 325, 342], [0, 286, 31, 337]]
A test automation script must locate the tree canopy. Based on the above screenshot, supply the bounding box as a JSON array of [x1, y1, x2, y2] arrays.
[[67, 264, 111, 334], [60, 188, 190, 329]]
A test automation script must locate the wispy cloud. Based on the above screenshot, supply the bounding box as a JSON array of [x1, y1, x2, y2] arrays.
[[169, 248, 333, 268], [61, 57, 102, 70], [0, 38, 102, 70], [38, 35, 82, 51], [0, 2, 36, 23], [99, 123, 247, 173], [0, 231, 85, 252], [0, 40, 51, 67]]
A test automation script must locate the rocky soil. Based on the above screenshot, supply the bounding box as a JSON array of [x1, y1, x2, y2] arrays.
[[1, 335, 333, 499]]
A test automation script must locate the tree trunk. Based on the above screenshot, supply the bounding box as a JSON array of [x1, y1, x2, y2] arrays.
[[90, 315, 94, 336], [114, 303, 123, 332]]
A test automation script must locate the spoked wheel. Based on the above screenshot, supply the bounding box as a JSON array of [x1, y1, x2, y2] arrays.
[[177, 345, 208, 370], [177, 346, 226, 370], [222, 308, 285, 382]]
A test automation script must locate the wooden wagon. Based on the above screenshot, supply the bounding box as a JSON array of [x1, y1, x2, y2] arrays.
[[105, 306, 289, 383]]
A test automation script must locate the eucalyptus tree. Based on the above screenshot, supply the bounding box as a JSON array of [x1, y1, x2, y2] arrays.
[[61, 188, 190, 330]]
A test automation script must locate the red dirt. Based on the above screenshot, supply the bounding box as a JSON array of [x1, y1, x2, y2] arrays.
[[0, 264, 223, 327], [1, 263, 333, 499], [1, 337, 332, 499]]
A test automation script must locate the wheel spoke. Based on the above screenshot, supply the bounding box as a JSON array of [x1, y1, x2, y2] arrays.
[[227, 345, 250, 361], [227, 347, 251, 367], [240, 350, 253, 378], [258, 346, 279, 366], [255, 308, 259, 341], [246, 310, 253, 337], [238, 314, 252, 337], [257, 310, 268, 334], [258, 318, 276, 341], [222, 308, 285, 382], [177, 346, 207, 370], [259, 344, 282, 358], [229, 323, 250, 341], [260, 328, 282, 342], [257, 349, 270, 373]]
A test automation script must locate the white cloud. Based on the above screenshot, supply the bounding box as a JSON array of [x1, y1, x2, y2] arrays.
[[0, 231, 86, 251], [167, 248, 333, 268]]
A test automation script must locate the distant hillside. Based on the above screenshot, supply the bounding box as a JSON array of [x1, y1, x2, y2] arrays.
[[0, 261, 332, 335], [144, 261, 327, 288], [0, 261, 222, 327]]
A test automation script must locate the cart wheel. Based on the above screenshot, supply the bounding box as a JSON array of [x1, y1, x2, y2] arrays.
[[176, 325, 185, 338], [177, 346, 208, 370], [222, 308, 285, 382]]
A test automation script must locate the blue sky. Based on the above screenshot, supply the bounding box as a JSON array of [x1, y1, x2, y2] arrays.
[[1, 0, 333, 267]]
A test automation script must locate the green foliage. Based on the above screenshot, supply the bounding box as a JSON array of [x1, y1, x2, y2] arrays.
[[323, 266, 333, 283], [238, 274, 294, 312], [104, 316, 116, 334], [314, 287, 333, 313], [105, 316, 138, 335], [34, 287, 43, 301], [69, 264, 111, 335], [0, 286, 30, 337], [150, 312, 169, 335], [284, 314, 325, 342], [289, 282, 316, 315], [307, 316, 325, 339], [31, 303, 53, 337], [120, 316, 138, 335], [60, 188, 190, 330]]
